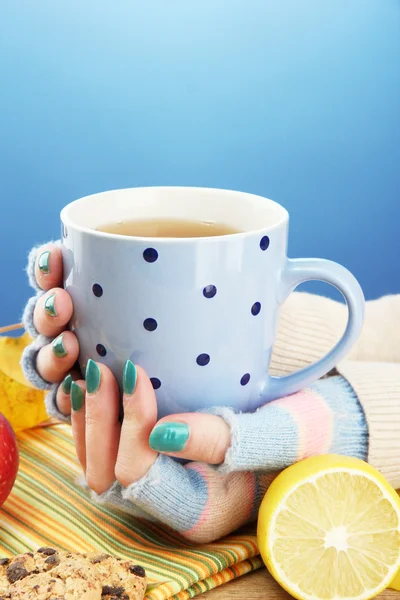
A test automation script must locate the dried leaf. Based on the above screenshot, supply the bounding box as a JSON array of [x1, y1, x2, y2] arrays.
[[0, 333, 47, 431], [0, 370, 47, 432], [0, 332, 35, 388]]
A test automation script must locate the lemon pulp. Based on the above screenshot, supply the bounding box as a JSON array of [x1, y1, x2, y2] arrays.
[[258, 455, 400, 600]]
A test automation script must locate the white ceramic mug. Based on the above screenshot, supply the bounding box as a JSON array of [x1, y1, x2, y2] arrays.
[[61, 187, 364, 418]]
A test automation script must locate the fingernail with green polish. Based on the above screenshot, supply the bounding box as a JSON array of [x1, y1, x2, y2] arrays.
[[86, 359, 101, 394], [38, 251, 51, 274], [62, 374, 73, 394], [52, 334, 67, 358], [123, 360, 137, 395], [149, 422, 189, 453], [71, 381, 84, 411], [44, 293, 57, 317]]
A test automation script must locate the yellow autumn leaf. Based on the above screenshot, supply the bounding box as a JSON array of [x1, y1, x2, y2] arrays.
[[0, 332, 37, 388], [0, 371, 47, 432], [0, 333, 47, 432]]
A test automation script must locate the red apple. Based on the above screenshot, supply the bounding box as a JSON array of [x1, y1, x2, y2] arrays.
[[0, 413, 19, 507]]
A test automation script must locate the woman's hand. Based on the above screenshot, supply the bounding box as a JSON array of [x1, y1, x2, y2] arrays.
[[61, 360, 232, 495], [30, 244, 231, 495]]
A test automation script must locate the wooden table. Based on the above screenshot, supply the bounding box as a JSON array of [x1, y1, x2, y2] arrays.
[[201, 568, 398, 599]]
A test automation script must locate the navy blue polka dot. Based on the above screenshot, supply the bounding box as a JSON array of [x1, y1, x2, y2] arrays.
[[150, 377, 161, 390], [241, 373, 251, 386], [251, 302, 261, 316], [196, 353, 210, 366], [92, 283, 103, 298], [96, 344, 107, 357], [260, 236, 270, 251], [203, 285, 217, 298], [143, 248, 158, 263], [144, 318, 158, 331]]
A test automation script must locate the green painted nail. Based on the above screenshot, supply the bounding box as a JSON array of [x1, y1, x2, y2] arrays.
[[52, 334, 67, 358], [44, 293, 57, 317], [71, 381, 84, 411], [38, 251, 51, 274], [62, 374, 73, 394], [86, 359, 101, 394], [149, 422, 189, 453], [123, 360, 137, 395]]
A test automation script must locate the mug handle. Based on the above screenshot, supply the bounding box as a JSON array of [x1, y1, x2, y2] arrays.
[[263, 258, 365, 402]]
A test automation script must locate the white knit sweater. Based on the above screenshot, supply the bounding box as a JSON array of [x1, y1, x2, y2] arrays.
[[271, 292, 400, 488]]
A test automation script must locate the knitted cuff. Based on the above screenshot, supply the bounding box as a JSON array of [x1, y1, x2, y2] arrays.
[[20, 334, 70, 422], [44, 386, 71, 423], [21, 336, 53, 390], [210, 375, 368, 474], [26, 244, 43, 291], [21, 239, 70, 422], [85, 456, 209, 538], [23, 239, 63, 337], [93, 456, 209, 532], [21, 240, 61, 388], [121, 455, 208, 534], [26, 240, 62, 291], [90, 481, 154, 521], [22, 292, 44, 338]]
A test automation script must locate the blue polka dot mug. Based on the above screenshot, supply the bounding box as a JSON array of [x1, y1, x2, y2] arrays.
[[61, 187, 365, 418]]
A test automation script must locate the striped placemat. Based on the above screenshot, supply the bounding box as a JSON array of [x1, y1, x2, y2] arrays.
[[0, 423, 262, 599]]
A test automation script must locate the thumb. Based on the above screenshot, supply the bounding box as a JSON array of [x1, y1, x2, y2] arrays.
[[149, 413, 231, 465]]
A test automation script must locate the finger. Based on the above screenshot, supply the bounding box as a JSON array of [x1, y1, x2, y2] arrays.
[[85, 360, 121, 495], [35, 244, 63, 291], [149, 413, 230, 465], [36, 331, 79, 383], [115, 362, 158, 487], [70, 380, 87, 471], [33, 288, 73, 338], [55, 368, 82, 417]]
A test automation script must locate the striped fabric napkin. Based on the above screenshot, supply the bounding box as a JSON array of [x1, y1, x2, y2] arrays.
[[0, 423, 262, 599]]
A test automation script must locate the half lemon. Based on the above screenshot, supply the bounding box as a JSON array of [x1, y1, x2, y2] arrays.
[[258, 455, 400, 600]]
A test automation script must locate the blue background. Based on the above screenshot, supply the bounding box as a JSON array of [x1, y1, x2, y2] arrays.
[[0, 0, 399, 327]]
